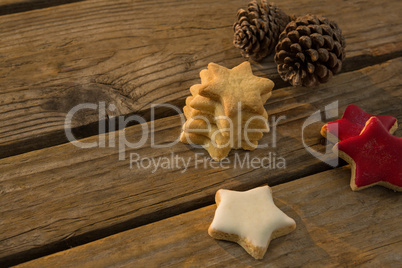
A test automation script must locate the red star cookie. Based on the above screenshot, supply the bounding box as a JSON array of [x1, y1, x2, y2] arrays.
[[333, 116, 402, 191], [321, 104, 398, 143]]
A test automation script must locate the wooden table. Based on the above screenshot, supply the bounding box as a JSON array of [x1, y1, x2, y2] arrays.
[[1, 0, 401, 266]]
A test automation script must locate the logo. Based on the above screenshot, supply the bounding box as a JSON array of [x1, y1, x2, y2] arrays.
[[63, 101, 337, 172], [302, 101, 339, 167]]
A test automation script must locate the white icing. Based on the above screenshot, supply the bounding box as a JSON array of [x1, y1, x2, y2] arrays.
[[210, 185, 296, 248]]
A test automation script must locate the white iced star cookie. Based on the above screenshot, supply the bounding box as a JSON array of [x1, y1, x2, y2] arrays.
[[208, 185, 296, 259]]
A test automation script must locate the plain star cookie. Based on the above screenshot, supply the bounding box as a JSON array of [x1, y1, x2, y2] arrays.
[[333, 116, 402, 191], [195, 62, 273, 117], [321, 104, 398, 143], [208, 185, 296, 259]]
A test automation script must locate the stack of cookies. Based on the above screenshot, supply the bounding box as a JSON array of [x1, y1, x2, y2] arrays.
[[180, 61, 275, 161]]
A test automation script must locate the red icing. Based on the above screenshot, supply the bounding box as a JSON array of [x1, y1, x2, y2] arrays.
[[326, 104, 397, 141], [336, 117, 402, 189]]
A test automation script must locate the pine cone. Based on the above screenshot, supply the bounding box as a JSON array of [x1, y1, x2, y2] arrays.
[[274, 14, 346, 87], [233, 0, 291, 61]]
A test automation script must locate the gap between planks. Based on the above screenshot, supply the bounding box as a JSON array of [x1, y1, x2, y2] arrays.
[[0, 0, 401, 158], [0, 57, 401, 266], [0, 0, 85, 16], [15, 166, 402, 267]]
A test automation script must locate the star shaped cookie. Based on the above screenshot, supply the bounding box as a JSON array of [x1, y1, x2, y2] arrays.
[[208, 185, 296, 259], [321, 104, 398, 143], [189, 76, 270, 134], [333, 116, 402, 191], [197, 61, 274, 118], [183, 101, 264, 141], [181, 102, 258, 159], [180, 132, 232, 161]]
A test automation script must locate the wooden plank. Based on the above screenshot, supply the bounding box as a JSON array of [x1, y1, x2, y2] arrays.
[[0, 58, 401, 266], [0, 0, 401, 158], [15, 166, 402, 267]]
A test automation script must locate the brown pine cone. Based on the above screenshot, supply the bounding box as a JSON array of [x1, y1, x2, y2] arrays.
[[274, 14, 346, 87], [233, 0, 291, 61]]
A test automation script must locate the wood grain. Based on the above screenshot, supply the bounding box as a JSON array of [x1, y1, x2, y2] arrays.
[[0, 58, 401, 266], [0, 0, 401, 158], [15, 166, 402, 267]]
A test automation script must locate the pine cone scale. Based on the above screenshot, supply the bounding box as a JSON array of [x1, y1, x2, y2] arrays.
[[290, 43, 302, 53], [328, 53, 337, 68], [287, 31, 300, 42], [318, 48, 329, 62], [296, 52, 305, 62], [307, 62, 315, 73], [306, 49, 319, 62], [296, 26, 311, 36], [311, 33, 324, 47], [323, 35, 334, 50], [299, 36, 312, 49]]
